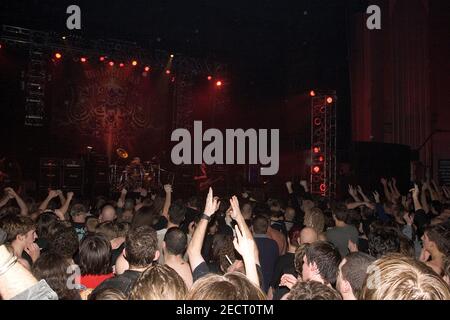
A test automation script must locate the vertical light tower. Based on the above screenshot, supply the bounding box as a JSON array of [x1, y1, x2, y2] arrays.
[[310, 90, 337, 198]]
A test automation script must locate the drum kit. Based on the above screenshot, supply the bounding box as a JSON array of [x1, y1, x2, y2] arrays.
[[109, 148, 172, 192]]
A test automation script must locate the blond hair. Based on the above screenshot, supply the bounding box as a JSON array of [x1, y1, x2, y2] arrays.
[[304, 207, 325, 234], [187, 272, 266, 300], [129, 264, 187, 300], [361, 253, 450, 300]]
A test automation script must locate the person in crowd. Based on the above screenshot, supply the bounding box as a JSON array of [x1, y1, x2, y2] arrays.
[[32, 251, 81, 300], [361, 253, 450, 300], [70, 203, 88, 241], [129, 264, 187, 300], [301, 241, 341, 287], [98, 204, 117, 223], [420, 222, 449, 275], [300, 227, 318, 244], [91, 225, 159, 296], [336, 252, 375, 300], [286, 280, 342, 300], [326, 207, 359, 257], [78, 234, 114, 291], [163, 227, 193, 288]]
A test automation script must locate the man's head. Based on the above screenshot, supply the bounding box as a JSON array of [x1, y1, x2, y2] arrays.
[[99, 204, 117, 223], [333, 208, 349, 224], [95, 221, 119, 241], [336, 252, 375, 300], [79, 234, 112, 275], [284, 207, 296, 221], [168, 203, 186, 226], [300, 227, 318, 244], [361, 253, 450, 300], [287, 280, 342, 300], [302, 241, 341, 285], [70, 203, 87, 223], [163, 227, 187, 257], [252, 215, 269, 235], [0, 214, 37, 249], [48, 223, 79, 260], [125, 225, 159, 269], [368, 226, 400, 258], [288, 226, 302, 248], [422, 222, 449, 256]]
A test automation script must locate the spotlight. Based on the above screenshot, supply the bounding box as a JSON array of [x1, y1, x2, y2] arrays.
[[320, 184, 327, 192], [144, 66, 150, 72], [109, 61, 114, 67], [119, 63, 125, 68], [132, 60, 138, 66], [326, 97, 333, 104], [310, 90, 316, 97], [314, 117, 322, 126], [216, 81, 222, 87], [62, 36, 66, 40], [207, 75, 212, 81], [313, 147, 320, 153], [312, 166, 321, 174], [80, 57, 87, 63], [0, 43, 2, 49], [170, 54, 174, 58], [171, 76, 176, 82], [319, 156, 324, 162], [99, 56, 105, 62], [55, 53, 62, 59], [165, 69, 171, 74]]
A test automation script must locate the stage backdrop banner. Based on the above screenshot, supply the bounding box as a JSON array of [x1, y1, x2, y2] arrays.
[[47, 61, 172, 161]]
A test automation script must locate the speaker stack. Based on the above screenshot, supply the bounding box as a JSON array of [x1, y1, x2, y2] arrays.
[[39, 158, 85, 197]]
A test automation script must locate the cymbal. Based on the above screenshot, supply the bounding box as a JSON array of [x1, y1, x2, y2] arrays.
[[116, 148, 129, 159]]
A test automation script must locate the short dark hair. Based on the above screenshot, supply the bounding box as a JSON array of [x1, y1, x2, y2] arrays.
[[79, 234, 112, 275], [288, 280, 342, 300], [164, 227, 187, 256], [305, 241, 341, 285], [95, 221, 119, 241], [0, 214, 35, 242], [368, 226, 400, 258], [168, 203, 186, 225], [36, 213, 58, 239], [125, 225, 158, 268], [340, 252, 375, 299], [48, 223, 79, 259], [252, 215, 269, 234], [333, 208, 349, 222], [425, 222, 450, 256]]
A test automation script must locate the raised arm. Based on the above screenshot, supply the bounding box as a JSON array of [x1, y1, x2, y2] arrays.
[[356, 185, 370, 203], [411, 184, 423, 212], [381, 178, 393, 202], [0, 189, 13, 208], [56, 190, 66, 206], [117, 188, 127, 209], [187, 188, 219, 271], [348, 185, 362, 202], [229, 196, 260, 286], [162, 184, 172, 219], [38, 190, 58, 212], [54, 192, 74, 221], [430, 180, 442, 202], [421, 181, 431, 214], [5, 188, 29, 217], [391, 178, 402, 200]]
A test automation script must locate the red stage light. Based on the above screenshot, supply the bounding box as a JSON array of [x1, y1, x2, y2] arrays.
[[119, 63, 125, 68], [144, 66, 150, 72], [326, 97, 333, 104], [80, 57, 87, 63], [165, 70, 171, 74], [216, 81, 222, 87], [207, 76, 212, 81], [132, 60, 138, 66], [319, 156, 324, 162], [109, 61, 114, 67], [313, 147, 320, 153], [320, 184, 327, 192], [313, 166, 321, 174], [0, 43, 2, 49], [55, 53, 62, 59], [100, 56, 105, 62], [310, 90, 316, 97], [314, 117, 322, 126]]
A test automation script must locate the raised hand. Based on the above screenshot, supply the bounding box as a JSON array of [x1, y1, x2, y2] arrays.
[[373, 190, 380, 203], [380, 178, 387, 185], [403, 212, 414, 226], [232, 225, 256, 258], [204, 187, 220, 217], [280, 274, 298, 289], [229, 196, 242, 220], [164, 184, 172, 193], [67, 191, 74, 199], [48, 189, 59, 199], [4, 187, 16, 199], [409, 183, 419, 198]]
